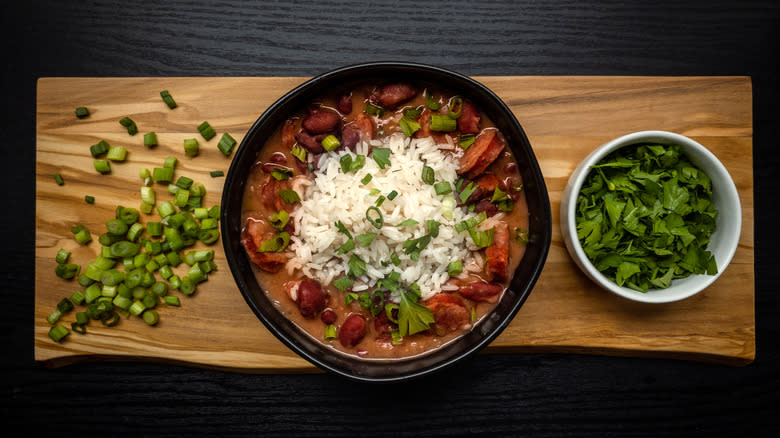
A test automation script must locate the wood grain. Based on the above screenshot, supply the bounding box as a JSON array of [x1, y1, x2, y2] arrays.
[[34, 76, 754, 371]]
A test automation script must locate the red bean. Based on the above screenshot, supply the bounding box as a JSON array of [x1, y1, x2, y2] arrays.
[[337, 93, 353, 114], [338, 314, 367, 348], [378, 83, 417, 108], [269, 152, 287, 164], [302, 109, 340, 134], [341, 125, 362, 150], [295, 130, 323, 153], [297, 278, 328, 318], [320, 308, 337, 325], [503, 162, 518, 174]]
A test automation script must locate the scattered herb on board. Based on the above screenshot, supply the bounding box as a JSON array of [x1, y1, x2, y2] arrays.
[[574, 143, 718, 292]]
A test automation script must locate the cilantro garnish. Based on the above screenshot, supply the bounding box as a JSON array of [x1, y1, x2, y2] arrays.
[[575, 143, 718, 291]]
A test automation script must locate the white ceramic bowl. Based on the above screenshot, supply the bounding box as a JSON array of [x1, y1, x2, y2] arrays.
[[560, 131, 741, 303]]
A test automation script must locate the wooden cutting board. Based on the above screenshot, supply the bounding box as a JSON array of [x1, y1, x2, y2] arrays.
[[35, 76, 755, 371]]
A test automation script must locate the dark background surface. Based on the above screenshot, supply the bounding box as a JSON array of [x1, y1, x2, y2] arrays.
[[2, 0, 778, 436]]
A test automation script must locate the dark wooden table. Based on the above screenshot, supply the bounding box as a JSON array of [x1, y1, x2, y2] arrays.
[[3, 1, 778, 435]]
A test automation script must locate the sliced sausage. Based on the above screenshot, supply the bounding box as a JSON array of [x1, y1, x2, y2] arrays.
[[297, 278, 329, 318], [423, 293, 470, 335], [457, 100, 481, 134], [339, 314, 367, 347], [485, 222, 509, 282], [459, 281, 504, 303], [241, 219, 288, 273], [458, 129, 505, 179], [378, 83, 417, 108]]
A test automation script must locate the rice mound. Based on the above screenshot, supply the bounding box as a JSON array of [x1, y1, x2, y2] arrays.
[[287, 133, 481, 301]]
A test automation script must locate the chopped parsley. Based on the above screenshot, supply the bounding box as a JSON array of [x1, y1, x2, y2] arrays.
[[575, 143, 718, 291]]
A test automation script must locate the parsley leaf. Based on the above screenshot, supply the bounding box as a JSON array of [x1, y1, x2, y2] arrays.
[[371, 147, 392, 169], [397, 290, 435, 337]]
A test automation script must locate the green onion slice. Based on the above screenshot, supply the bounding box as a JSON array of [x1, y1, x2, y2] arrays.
[[366, 206, 384, 229]]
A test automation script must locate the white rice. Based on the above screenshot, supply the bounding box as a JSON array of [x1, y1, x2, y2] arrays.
[[286, 132, 479, 302]]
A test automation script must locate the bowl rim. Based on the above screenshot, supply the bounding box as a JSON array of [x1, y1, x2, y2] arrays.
[[221, 61, 552, 382], [561, 130, 741, 303]]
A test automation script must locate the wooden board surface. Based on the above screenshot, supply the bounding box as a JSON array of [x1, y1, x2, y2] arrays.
[[34, 76, 755, 371]]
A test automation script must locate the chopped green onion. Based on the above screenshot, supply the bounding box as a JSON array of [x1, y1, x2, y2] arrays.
[[344, 292, 359, 305], [164, 295, 181, 306], [189, 181, 206, 197], [514, 227, 529, 244], [271, 168, 293, 181], [324, 324, 337, 341], [390, 252, 401, 266], [387, 190, 398, 200], [198, 229, 220, 244], [180, 276, 196, 295], [448, 260, 463, 277], [160, 90, 177, 109], [403, 106, 424, 118], [366, 206, 384, 229], [448, 97, 463, 118], [48, 325, 70, 343], [468, 228, 495, 248], [93, 160, 111, 174], [164, 156, 177, 169], [258, 232, 290, 252], [75, 107, 89, 118], [174, 188, 190, 207], [106, 146, 127, 161], [157, 201, 176, 218], [183, 138, 199, 157], [430, 114, 457, 132], [129, 300, 146, 316], [55, 248, 71, 264], [434, 181, 452, 195], [54, 173, 64, 186], [399, 117, 421, 137], [361, 173, 373, 185], [291, 144, 307, 163], [151, 167, 173, 183], [321, 134, 341, 151], [459, 181, 479, 204], [197, 121, 216, 140], [210, 170, 224, 177], [459, 134, 476, 150], [369, 188, 381, 196], [425, 91, 441, 110], [119, 117, 138, 135], [278, 189, 300, 204], [421, 165, 435, 185], [72, 227, 92, 245], [375, 195, 386, 207], [217, 133, 237, 156], [364, 102, 385, 117], [269, 210, 290, 231], [144, 132, 157, 148], [335, 238, 355, 255], [85, 195, 95, 204], [89, 140, 109, 158]]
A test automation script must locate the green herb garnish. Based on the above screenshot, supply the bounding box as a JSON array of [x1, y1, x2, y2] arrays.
[[575, 143, 718, 292], [371, 147, 392, 169]]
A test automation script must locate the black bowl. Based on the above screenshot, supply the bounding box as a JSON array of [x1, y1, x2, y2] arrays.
[[221, 62, 551, 383]]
